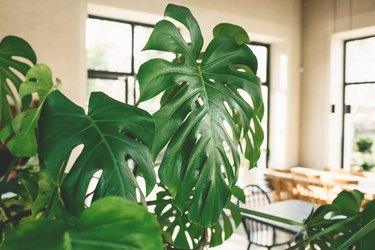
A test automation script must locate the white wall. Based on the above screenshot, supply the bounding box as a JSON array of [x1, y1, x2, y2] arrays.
[[0, 0, 302, 168], [300, 0, 375, 169], [0, 0, 87, 106]]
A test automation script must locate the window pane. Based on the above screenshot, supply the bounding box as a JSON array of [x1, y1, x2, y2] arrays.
[[345, 36, 375, 83], [135, 76, 162, 114], [88, 79, 125, 103], [86, 18, 132, 73], [249, 44, 268, 83], [343, 84, 375, 170], [134, 25, 175, 73]]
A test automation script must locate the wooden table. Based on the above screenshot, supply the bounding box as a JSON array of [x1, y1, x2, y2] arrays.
[[244, 199, 316, 234], [290, 167, 362, 185]]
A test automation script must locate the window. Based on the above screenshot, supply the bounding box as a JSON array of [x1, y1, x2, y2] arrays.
[[86, 17, 270, 167], [248, 42, 270, 168], [86, 15, 172, 113], [342, 36, 375, 170]]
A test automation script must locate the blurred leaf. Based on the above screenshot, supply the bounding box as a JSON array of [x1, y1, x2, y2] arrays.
[[294, 190, 371, 249], [232, 185, 245, 203], [0, 36, 36, 125], [2, 197, 164, 250], [32, 169, 65, 219], [332, 190, 363, 216]]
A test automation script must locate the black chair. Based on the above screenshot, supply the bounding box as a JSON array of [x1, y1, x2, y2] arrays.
[[239, 185, 295, 250]]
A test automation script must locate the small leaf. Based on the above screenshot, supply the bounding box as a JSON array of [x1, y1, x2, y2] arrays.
[[0, 64, 56, 156], [231, 185, 245, 203], [19, 64, 55, 104], [2, 197, 164, 250]]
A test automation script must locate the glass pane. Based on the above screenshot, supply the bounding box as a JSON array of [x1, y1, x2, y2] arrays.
[[88, 78, 125, 103], [345, 36, 375, 83], [134, 25, 175, 73], [344, 84, 375, 171], [136, 79, 162, 114], [249, 44, 268, 83], [86, 18, 132, 73]]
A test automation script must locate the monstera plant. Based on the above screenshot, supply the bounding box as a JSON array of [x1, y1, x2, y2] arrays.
[[1, 3, 375, 250]]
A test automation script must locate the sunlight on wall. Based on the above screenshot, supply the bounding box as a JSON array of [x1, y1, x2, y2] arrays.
[[270, 53, 288, 167], [328, 36, 344, 170]]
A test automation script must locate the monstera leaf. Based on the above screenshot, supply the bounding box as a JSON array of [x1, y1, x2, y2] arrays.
[[0, 36, 36, 125], [153, 187, 242, 249], [39, 91, 155, 215], [0, 64, 57, 156], [293, 190, 375, 250], [2, 197, 164, 250], [138, 4, 263, 226]]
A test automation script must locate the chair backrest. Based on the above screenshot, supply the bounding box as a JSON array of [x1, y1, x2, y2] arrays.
[[243, 184, 271, 208], [239, 185, 277, 247]]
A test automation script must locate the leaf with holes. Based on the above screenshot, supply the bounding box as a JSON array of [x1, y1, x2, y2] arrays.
[[0, 36, 36, 125], [154, 187, 243, 249], [154, 188, 203, 249], [39, 90, 155, 215], [138, 4, 263, 226], [0, 64, 57, 156], [2, 197, 164, 250]]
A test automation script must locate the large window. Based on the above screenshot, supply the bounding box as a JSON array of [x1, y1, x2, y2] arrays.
[[342, 36, 375, 170], [86, 16, 270, 167], [86, 15, 172, 112]]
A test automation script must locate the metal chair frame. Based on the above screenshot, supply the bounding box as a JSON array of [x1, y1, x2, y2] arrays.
[[240, 184, 294, 250]]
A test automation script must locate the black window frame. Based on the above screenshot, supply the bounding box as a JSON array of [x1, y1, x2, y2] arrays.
[[87, 15, 154, 104], [249, 42, 271, 168], [341, 35, 375, 168]]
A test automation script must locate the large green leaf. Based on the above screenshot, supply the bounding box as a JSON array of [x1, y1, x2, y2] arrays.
[[0, 64, 57, 156], [138, 4, 263, 226], [0, 36, 36, 125], [2, 197, 164, 250], [39, 90, 155, 215]]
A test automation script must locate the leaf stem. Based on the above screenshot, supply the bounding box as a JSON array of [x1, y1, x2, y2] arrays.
[[288, 216, 357, 250], [336, 217, 375, 250], [227, 202, 304, 227]]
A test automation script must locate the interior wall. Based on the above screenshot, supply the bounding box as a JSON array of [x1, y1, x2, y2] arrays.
[[300, 0, 375, 169], [0, 0, 302, 168], [0, 0, 87, 106]]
